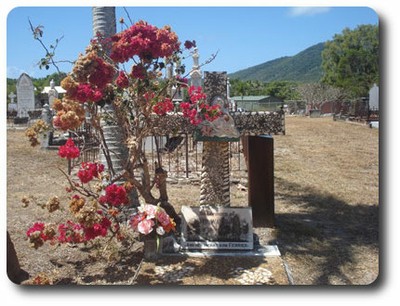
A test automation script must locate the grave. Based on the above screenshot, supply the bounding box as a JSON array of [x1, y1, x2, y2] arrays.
[[159, 71, 281, 255], [8, 92, 17, 113], [369, 83, 379, 111], [180, 205, 253, 250], [16, 73, 35, 120]]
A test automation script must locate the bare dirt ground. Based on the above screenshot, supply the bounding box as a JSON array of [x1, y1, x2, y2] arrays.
[[6, 116, 379, 285]]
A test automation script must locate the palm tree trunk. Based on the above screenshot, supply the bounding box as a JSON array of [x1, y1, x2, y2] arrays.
[[92, 7, 139, 213]]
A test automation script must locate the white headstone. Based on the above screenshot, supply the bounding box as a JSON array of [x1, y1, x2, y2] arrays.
[[8, 92, 17, 112], [16, 73, 35, 117], [369, 84, 379, 110]]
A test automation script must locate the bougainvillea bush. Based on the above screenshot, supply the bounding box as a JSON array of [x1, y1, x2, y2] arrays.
[[25, 19, 222, 252]]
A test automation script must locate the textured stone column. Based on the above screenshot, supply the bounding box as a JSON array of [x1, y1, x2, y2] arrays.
[[200, 141, 230, 206], [199, 72, 231, 207]]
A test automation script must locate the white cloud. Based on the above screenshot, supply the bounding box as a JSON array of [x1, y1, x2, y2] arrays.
[[7, 66, 39, 79], [288, 7, 331, 17]]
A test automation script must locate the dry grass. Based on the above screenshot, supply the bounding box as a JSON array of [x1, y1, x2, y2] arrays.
[[6, 116, 379, 285], [273, 117, 379, 285]]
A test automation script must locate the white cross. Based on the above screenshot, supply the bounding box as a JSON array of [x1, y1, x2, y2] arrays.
[[8, 92, 16, 103]]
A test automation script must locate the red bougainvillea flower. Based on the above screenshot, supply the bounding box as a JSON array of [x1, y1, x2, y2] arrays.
[[26, 222, 57, 248], [188, 86, 207, 103], [26, 222, 46, 238], [58, 138, 80, 159], [74, 84, 103, 103], [115, 71, 129, 88], [130, 64, 146, 80], [99, 184, 129, 206], [153, 98, 174, 115], [179, 86, 222, 125], [110, 20, 180, 63], [83, 216, 112, 240], [57, 221, 84, 244], [77, 162, 105, 184], [87, 56, 115, 89], [184, 40, 196, 49]]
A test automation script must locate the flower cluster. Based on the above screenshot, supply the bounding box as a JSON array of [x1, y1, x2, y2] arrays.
[[52, 98, 86, 131], [130, 204, 176, 236], [77, 162, 105, 184], [25, 119, 49, 147], [115, 71, 129, 88], [57, 221, 84, 244], [58, 138, 80, 159], [153, 97, 174, 116], [27, 204, 115, 247], [82, 215, 112, 241], [184, 40, 196, 50], [180, 86, 222, 125], [110, 20, 180, 63], [26, 222, 56, 249], [62, 49, 115, 103], [99, 184, 129, 207], [66, 194, 113, 240]]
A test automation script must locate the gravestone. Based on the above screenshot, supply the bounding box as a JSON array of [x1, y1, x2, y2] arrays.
[[8, 92, 17, 113], [369, 83, 379, 110], [180, 205, 253, 250], [199, 71, 239, 207], [16, 73, 35, 118], [189, 48, 202, 87], [180, 71, 253, 251]]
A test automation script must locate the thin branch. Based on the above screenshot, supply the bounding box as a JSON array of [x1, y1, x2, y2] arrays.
[[123, 7, 134, 25]]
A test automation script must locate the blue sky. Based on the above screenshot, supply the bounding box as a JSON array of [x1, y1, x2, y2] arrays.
[[7, 6, 378, 80]]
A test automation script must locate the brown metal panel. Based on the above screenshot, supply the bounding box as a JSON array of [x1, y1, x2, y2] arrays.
[[247, 135, 275, 227]]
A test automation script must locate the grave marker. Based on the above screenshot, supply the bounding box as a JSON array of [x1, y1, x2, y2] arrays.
[[16, 73, 35, 118], [180, 205, 253, 250], [8, 92, 17, 113]]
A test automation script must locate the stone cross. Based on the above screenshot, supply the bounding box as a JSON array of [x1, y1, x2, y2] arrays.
[[189, 48, 202, 87], [8, 92, 16, 104], [199, 72, 234, 207]]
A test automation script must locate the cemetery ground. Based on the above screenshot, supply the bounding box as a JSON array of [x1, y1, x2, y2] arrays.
[[6, 116, 379, 285]]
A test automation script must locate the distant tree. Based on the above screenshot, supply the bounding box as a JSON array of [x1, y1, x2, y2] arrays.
[[321, 24, 379, 97], [230, 79, 250, 97], [296, 83, 347, 111], [264, 81, 300, 101]]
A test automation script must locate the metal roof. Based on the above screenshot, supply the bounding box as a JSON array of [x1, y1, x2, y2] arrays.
[[230, 96, 271, 101]]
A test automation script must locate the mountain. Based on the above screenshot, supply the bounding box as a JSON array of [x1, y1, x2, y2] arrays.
[[229, 42, 325, 83]]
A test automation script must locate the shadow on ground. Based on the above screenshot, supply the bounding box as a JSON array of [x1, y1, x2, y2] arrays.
[[274, 176, 379, 285]]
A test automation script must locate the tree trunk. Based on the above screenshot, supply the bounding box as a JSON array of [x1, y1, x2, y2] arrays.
[[92, 6, 116, 39], [7, 231, 29, 284], [92, 7, 139, 213]]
